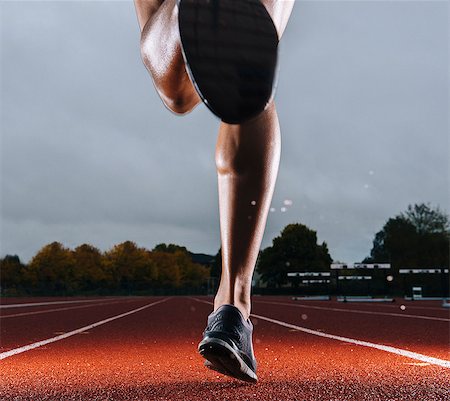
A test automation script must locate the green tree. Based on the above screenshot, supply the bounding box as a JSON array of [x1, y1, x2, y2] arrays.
[[368, 217, 418, 267], [402, 203, 449, 235], [257, 223, 333, 287], [367, 203, 449, 270], [153, 243, 188, 254], [27, 242, 76, 294]]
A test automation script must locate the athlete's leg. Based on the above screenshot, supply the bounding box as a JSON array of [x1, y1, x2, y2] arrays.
[[134, 0, 294, 320], [214, 103, 280, 319], [134, 0, 201, 114], [213, 1, 294, 320]]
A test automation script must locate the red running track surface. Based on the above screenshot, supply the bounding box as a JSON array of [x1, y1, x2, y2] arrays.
[[0, 296, 449, 400]]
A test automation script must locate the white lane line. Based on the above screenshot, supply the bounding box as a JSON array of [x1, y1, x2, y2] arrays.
[[0, 298, 169, 361], [251, 313, 450, 369], [254, 300, 450, 322], [0, 298, 124, 309], [350, 302, 446, 312], [358, 304, 446, 312], [0, 299, 140, 319], [193, 298, 450, 369], [322, 301, 445, 312]]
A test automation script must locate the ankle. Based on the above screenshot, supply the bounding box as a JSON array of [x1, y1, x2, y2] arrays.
[[214, 275, 253, 319], [214, 293, 251, 320]]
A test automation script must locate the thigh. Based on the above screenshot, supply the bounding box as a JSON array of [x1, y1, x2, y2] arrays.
[[134, 0, 165, 32], [260, 0, 295, 38], [136, 0, 201, 114]]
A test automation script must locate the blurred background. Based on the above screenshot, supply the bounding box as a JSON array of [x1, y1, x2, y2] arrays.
[[1, 1, 448, 298]]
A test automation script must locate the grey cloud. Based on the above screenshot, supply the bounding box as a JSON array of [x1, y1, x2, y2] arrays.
[[1, 1, 448, 263]]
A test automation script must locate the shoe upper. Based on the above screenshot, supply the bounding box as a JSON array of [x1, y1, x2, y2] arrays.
[[203, 304, 257, 372]]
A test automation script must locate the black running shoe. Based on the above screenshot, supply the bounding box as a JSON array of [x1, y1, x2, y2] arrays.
[[198, 304, 258, 382], [178, 0, 279, 124]]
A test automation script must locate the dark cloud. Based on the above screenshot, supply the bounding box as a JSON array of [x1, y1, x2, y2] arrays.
[[1, 1, 448, 263]]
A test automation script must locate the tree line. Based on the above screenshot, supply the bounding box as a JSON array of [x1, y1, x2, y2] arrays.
[[364, 203, 449, 271], [0, 241, 210, 296], [254, 203, 448, 295], [1, 203, 448, 296]]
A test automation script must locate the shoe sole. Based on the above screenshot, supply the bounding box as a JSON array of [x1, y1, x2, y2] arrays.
[[204, 359, 229, 375], [198, 337, 258, 383], [178, 0, 278, 124]]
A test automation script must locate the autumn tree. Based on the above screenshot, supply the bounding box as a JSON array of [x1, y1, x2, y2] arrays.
[[5, 241, 214, 295], [174, 250, 210, 288], [149, 250, 181, 288], [72, 244, 106, 292], [27, 242, 76, 294], [0, 255, 25, 294], [102, 241, 157, 292], [149, 247, 209, 289]]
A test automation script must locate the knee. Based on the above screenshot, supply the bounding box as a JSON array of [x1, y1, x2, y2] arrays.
[[159, 89, 199, 115], [215, 106, 280, 176], [140, 45, 199, 115], [215, 131, 248, 176], [215, 151, 241, 176]]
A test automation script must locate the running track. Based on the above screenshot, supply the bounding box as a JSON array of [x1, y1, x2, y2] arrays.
[[0, 296, 449, 400]]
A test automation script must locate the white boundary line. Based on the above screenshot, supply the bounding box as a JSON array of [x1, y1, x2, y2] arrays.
[[251, 313, 450, 369], [0, 298, 169, 361], [0, 298, 124, 309], [193, 298, 450, 369], [355, 303, 447, 312], [323, 301, 447, 312], [288, 297, 446, 312], [254, 300, 450, 322], [0, 299, 140, 319]]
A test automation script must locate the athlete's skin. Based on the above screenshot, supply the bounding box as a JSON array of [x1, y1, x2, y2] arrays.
[[134, 0, 294, 320]]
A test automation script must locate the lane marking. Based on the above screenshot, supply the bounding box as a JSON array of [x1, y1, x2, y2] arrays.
[[251, 313, 450, 369], [0, 298, 125, 309], [261, 298, 447, 312], [193, 298, 450, 369], [254, 300, 450, 322], [356, 302, 447, 312], [312, 301, 446, 312], [1, 298, 140, 319], [353, 304, 446, 312], [0, 298, 169, 361]]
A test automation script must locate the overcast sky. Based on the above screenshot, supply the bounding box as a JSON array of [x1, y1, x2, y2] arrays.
[[1, 1, 448, 264]]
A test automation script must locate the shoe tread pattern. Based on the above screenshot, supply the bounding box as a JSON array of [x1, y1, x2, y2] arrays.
[[178, 0, 278, 124]]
